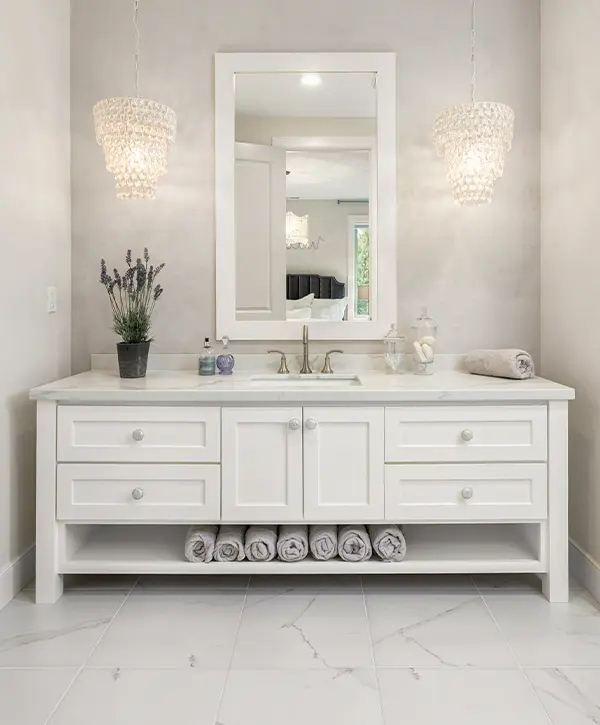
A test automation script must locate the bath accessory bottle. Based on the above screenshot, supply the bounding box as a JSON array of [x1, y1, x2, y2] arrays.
[[199, 337, 216, 376], [216, 336, 235, 375], [411, 308, 438, 375], [383, 324, 406, 374]]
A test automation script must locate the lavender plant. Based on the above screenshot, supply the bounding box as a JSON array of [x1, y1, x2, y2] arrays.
[[100, 248, 165, 344]]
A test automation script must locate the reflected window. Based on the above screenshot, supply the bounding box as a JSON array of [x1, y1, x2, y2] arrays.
[[348, 216, 370, 319]]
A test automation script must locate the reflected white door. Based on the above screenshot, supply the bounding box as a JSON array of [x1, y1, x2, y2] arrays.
[[303, 407, 385, 521], [221, 407, 303, 521], [235, 142, 286, 321]]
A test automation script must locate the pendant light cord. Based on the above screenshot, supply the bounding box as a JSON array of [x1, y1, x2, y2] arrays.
[[470, 0, 476, 104], [133, 0, 140, 98]]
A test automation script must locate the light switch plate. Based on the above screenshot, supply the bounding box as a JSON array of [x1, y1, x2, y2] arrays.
[[47, 286, 57, 314]]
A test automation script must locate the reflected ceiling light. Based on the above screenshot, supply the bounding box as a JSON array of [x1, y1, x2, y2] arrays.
[[93, 0, 177, 199], [300, 74, 322, 87], [433, 0, 514, 206]]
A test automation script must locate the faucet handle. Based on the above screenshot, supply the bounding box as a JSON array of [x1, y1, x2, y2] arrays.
[[267, 350, 290, 375], [321, 349, 344, 374]]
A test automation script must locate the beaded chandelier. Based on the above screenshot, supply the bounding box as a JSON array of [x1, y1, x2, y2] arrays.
[[433, 0, 514, 206], [93, 0, 177, 199]]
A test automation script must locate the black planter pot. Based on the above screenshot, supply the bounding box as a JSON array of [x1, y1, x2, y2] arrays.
[[117, 341, 150, 379]]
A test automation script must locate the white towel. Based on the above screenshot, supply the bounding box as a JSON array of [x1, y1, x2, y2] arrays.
[[309, 525, 338, 561], [464, 349, 535, 380], [215, 525, 246, 562], [245, 525, 278, 562], [184, 525, 218, 563], [369, 525, 407, 562], [277, 525, 309, 562], [338, 525, 372, 562]]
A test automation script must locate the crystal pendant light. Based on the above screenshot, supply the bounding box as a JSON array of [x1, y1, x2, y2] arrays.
[[93, 0, 177, 199], [433, 0, 514, 205]]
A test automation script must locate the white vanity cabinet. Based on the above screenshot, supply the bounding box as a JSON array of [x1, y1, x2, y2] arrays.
[[30, 370, 574, 606], [303, 407, 384, 521], [221, 407, 304, 521]]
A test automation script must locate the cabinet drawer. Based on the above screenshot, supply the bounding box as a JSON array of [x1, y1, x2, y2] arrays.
[[57, 464, 221, 521], [385, 405, 547, 462], [385, 463, 547, 521], [57, 406, 221, 463]]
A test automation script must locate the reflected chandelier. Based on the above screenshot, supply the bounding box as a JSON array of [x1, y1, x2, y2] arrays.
[[93, 0, 177, 199], [433, 0, 514, 206]]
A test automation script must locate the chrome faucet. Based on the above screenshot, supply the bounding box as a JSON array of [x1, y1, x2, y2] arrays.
[[300, 324, 312, 374]]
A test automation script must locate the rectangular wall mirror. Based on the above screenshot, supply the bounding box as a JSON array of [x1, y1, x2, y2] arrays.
[[216, 53, 397, 340]]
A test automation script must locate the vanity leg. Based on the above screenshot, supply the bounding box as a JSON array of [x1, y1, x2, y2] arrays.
[[35, 400, 63, 604], [541, 400, 569, 603]]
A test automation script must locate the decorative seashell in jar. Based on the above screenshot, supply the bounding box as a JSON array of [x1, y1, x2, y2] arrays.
[[410, 308, 438, 375]]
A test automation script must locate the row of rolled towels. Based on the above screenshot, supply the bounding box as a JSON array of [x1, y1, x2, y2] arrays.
[[184, 524, 407, 563]]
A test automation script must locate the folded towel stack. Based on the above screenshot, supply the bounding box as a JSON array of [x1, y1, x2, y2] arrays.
[[184, 523, 408, 564], [309, 525, 338, 561], [215, 525, 246, 562], [464, 349, 535, 380], [369, 524, 407, 562], [277, 525, 309, 562], [184, 525, 218, 563], [338, 525, 373, 562], [245, 525, 278, 562]]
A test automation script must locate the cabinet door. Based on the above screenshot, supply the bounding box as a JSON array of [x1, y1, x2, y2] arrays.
[[222, 408, 303, 522], [303, 407, 384, 521]]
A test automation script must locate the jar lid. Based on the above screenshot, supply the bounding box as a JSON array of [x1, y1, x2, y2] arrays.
[[383, 323, 406, 341], [411, 307, 438, 329]]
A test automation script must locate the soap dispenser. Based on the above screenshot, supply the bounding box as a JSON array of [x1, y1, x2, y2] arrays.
[[411, 308, 438, 375], [199, 337, 216, 376], [382, 324, 406, 374], [216, 336, 235, 375]]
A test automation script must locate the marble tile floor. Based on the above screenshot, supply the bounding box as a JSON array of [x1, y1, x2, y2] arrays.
[[0, 573, 598, 724]]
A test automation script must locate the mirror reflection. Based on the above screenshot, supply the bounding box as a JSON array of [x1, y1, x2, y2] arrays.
[[234, 72, 377, 323]]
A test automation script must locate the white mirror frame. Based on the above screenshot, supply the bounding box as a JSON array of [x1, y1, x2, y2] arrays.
[[215, 52, 397, 341]]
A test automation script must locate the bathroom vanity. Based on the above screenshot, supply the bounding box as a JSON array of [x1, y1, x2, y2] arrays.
[[30, 369, 574, 604], [29, 52, 574, 605]]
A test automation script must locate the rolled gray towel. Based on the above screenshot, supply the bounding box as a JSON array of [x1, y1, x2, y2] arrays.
[[245, 525, 278, 562], [277, 525, 309, 562], [309, 525, 338, 561], [464, 349, 535, 380], [338, 525, 372, 562], [184, 525, 218, 563], [215, 525, 246, 562], [369, 525, 407, 562]]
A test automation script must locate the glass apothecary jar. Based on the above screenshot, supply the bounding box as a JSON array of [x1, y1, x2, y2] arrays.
[[383, 324, 406, 374], [411, 308, 438, 375]]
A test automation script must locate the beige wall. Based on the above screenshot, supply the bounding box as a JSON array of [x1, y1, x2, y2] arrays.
[[71, 0, 541, 371], [541, 0, 600, 562], [0, 0, 71, 588]]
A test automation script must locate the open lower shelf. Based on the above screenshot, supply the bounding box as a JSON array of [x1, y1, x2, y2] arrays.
[[60, 523, 545, 575]]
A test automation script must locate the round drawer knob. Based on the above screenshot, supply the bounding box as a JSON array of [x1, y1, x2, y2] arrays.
[[462, 487, 474, 500], [132, 429, 145, 442], [132, 487, 144, 501], [461, 429, 474, 442], [305, 418, 318, 431], [288, 418, 301, 431]]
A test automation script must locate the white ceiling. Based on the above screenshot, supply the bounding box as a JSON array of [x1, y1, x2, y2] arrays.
[[285, 150, 370, 200], [235, 72, 377, 118]]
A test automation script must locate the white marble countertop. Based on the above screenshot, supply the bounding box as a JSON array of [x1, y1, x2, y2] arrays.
[[29, 369, 575, 404]]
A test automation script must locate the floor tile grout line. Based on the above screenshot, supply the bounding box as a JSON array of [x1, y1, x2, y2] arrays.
[[470, 575, 555, 724], [361, 575, 387, 725], [41, 576, 140, 725], [212, 575, 251, 724]]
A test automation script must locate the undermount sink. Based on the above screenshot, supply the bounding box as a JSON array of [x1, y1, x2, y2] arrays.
[[250, 374, 362, 387]]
